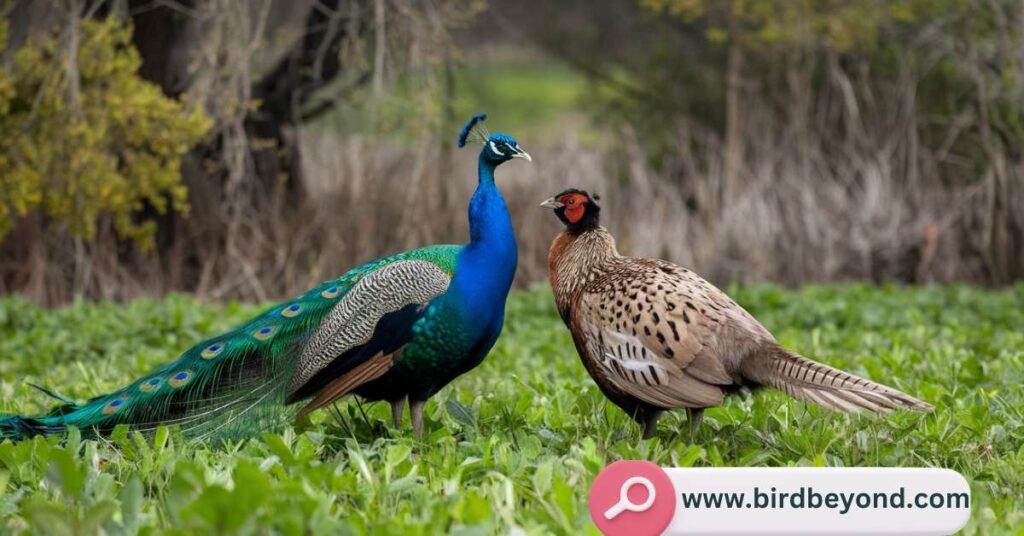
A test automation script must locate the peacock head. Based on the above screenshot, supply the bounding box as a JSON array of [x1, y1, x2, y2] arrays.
[[540, 188, 601, 233], [458, 113, 531, 166]]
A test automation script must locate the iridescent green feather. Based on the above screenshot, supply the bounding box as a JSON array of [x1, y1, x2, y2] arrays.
[[0, 245, 461, 441]]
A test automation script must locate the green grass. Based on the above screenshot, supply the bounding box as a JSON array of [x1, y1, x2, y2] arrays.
[[0, 284, 1022, 534]]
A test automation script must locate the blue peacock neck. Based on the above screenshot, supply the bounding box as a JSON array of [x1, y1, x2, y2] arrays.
[[463, 155, 509, 240], [466, 154, 516, 262], [449, 153, 518, 321]]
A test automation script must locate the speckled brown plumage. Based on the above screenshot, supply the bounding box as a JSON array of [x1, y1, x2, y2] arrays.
[[543, 189, 932, 439]]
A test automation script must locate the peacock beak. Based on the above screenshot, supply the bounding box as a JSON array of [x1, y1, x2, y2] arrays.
[[511, 146, 532, 162], [539, 197, 563, 209]]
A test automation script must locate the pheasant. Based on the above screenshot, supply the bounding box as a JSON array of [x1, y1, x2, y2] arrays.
[[541, 188, 932, 439], [0, 113, 528, 441]]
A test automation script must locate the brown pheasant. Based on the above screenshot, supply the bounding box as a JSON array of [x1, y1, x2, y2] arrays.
[[541, 188, 932, 439]]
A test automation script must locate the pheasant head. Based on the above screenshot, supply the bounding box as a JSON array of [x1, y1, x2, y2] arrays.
[[540, 188, 601, 234], [541, 188, 617, 310]]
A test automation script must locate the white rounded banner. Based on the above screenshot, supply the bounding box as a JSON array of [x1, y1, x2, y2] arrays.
[[589, 463, 971, 536], [665, 467, 970, 535]]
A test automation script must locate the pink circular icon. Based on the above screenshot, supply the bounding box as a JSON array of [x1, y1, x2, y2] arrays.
[[589, 460, 675, 536]]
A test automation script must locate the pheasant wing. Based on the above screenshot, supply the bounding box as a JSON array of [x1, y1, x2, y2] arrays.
[[634, 259, 777, 378], [574, 258, 776, 409]]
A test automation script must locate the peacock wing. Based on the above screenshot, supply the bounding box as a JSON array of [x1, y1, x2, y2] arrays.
[[285, 258, 454, 413]]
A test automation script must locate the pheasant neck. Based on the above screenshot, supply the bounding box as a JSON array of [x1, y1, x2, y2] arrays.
[[549, 226, 618, 311]]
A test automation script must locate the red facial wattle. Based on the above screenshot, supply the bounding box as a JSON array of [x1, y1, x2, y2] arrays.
[[560, 194, 588, 223]]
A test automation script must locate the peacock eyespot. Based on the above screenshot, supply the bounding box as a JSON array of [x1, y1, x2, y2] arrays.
[[103, 396, 128, 415], [201, 343, 225, 360], [139, 377, 163, 392], [281, 303, 302, 318], [321, 286, 340, 299], [169, 370, 194, 388], [253, 325, 277, 340]]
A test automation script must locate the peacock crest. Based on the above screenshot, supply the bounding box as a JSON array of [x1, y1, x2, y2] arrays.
[[457, 113, 490, 147]]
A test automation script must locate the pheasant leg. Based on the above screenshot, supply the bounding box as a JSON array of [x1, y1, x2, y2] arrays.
[[687, 407, 704, 438]]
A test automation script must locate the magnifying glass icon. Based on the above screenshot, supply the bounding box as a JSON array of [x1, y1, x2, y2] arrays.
[[603, 476, 657, 520]]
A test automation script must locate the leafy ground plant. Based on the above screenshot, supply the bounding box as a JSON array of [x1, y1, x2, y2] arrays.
[[0, 284, 1021, 534]]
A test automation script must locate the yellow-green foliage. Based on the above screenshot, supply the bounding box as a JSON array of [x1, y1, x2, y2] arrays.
[[640, 0, 957, 52], [0, 18, 210, 248]]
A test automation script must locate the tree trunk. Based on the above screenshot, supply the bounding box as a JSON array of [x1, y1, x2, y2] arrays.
[[722, 0, 745, 205]]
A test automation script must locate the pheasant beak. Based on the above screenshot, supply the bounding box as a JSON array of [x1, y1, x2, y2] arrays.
[[511, 146, 532, 162], [539, 196, 563, 209]]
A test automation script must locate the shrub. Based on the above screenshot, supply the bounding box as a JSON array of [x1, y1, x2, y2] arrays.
[[0, 18, 210, 249]]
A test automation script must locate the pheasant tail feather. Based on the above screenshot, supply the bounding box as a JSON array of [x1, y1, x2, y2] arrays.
[[741, 343, 933, 414]]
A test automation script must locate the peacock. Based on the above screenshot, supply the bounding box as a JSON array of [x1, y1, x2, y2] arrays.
[[0, 113, 527, 441], [541, 188, 932, 439]]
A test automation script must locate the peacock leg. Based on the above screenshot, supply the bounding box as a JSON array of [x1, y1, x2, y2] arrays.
[[687, 407, 704, 439], [410, 399, 426, 438], [390, 396, 407, 428]]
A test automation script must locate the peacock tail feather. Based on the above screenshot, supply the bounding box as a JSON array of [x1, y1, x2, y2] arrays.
[[0, 245, 461, 442]]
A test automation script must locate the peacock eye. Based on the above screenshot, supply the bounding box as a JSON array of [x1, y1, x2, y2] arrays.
[[567, 198, 575, 205]]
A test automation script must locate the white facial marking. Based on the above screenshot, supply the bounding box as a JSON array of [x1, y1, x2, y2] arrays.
[[489, 141, 503, 156]]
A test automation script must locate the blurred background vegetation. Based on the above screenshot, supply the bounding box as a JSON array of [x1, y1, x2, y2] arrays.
[[1, 0, 1022, 305]]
